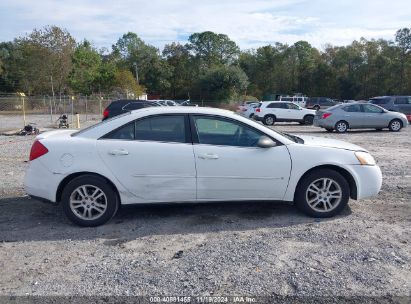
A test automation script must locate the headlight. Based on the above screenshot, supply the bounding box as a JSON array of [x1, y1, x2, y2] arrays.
[[355, 151, 376, 165]]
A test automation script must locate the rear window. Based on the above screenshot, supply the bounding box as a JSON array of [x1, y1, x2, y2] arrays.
[[281, 97, 293, 102], [267, 103, 284, 109], [369, 98, 389, 105], [342, 104, 361, 112]]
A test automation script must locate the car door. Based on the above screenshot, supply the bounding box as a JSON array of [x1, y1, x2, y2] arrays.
[[394, 97, 411, 115], [340, 104, 363, 128], [285, 103, 303, 120], [97, 114, 196, 202], [266, 102, 287, 120], [361, 104, 389, 128], [190, 115, 292, 200]]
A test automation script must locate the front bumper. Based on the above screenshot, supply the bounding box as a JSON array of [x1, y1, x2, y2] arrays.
[[253, 115, 263, 122], [346, 164, 382, 200]]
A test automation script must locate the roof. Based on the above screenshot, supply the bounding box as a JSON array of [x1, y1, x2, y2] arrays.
[[130, 106, 234, 116]]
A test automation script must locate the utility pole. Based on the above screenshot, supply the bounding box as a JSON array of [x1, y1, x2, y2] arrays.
[[133, 62, 139, 86]]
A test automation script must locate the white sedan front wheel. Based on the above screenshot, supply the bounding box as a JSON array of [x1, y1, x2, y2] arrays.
[[295, 169, 350, 217]]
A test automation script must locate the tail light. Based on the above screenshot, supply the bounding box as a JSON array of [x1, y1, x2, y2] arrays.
[[103, 109, 109, 119], [256, 108, 261, 112], [322, 113, 332, 119], [29, 140, 48, 161]]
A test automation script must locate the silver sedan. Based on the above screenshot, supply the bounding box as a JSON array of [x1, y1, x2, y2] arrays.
[[314, 103, 408, 133]]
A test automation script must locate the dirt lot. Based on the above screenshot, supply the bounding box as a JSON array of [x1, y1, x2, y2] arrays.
[[0, 123, 410, 300]]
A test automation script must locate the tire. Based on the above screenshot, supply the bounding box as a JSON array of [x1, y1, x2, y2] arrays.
[[294, 169, 350, 218], [303, 115, 314, 125], [249, 113, 254, 119], [263, 115, 275, 126], [61, 174, 119, 227], [325, 128, 333, 133], [313, 105, 320, 111], [388, 119, 402, 132], [335, 120, 348, 133]]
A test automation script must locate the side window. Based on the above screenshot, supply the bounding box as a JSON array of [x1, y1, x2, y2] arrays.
[[135, 115, 186, 143], [297, 97, 303, 102], [287, 103, 299, 110], [395, 97, 411, 105], [193, 116, 263, 147], [342, 104, 361, 112], [103, 122, 135, 140], [267, 103, 281, 108], [363, 104, 383, 113]]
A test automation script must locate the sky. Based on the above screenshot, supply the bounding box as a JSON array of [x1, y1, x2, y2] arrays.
[[0, 0, 410, 51]]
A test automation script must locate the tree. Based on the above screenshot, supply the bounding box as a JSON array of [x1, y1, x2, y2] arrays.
[[112, 32, 171, 94], [163, 42, 194, 98], [113, 69, 145, 98], [395, 28, 411, 93], [188, 31, 240, 67], [69, 40, 102, 95], [199, 65, 249, 101]]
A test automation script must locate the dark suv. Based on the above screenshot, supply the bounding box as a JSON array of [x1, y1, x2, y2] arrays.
[[306, 97, 338, 110], [369, 96, 411, 122], [102, 100, 160, 121]]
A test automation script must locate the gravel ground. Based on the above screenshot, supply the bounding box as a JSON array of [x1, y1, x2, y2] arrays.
[[0, 123, 410, 300]]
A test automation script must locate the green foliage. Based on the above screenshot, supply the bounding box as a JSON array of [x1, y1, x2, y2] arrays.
[[69, 40, 102, 95], [114, 69, 145, 98], [199, 65, 249, 102], [188, 31, 240, 67], [1, 27, 411, 101]]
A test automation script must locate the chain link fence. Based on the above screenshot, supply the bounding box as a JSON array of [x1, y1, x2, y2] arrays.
[[0, 94, 115, 133]]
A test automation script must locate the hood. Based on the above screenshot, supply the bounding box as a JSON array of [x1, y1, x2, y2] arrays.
[[296, 135, 367, 152]]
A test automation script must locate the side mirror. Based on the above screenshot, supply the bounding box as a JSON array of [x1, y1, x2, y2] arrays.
[[257, 136, 277, 148]]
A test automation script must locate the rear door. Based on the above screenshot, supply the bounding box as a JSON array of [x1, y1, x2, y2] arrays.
[[190, 115, 291, 200], [266, 102, 287, 119], [97, 114, 196, 202], [341, 104, 363, 128]]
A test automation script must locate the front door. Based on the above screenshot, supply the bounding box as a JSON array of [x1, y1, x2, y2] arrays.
[[97, 115, 196, 202], [361, 104, 389, 128], [190, 115, 292, 200]]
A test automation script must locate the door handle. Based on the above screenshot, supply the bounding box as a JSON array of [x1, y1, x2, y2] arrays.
[[198, 153, 219, 160], [109, 149, 129, 156]]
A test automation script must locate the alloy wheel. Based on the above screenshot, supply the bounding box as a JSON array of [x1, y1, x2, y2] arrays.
[[69, 185, 108, 220], [305, 178, 342, 212], [390, 120, 401, 131]]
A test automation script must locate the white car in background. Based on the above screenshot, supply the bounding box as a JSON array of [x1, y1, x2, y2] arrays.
[[254, 101, 317, 125], [25, 107, 382, 226], [279, 96, 308, 107], [238, 102, 259, 119]]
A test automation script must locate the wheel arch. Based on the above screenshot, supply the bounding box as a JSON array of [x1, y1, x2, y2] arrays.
[[294, 164, 358, 200], [56, 172, 121, 203]]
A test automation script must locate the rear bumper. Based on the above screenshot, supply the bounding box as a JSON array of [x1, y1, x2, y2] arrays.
[[313, 118, 334, 128], [24, 159, 62, 203]]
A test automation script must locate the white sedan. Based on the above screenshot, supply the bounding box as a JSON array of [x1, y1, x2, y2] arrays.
[[25, 107, 382, 226]]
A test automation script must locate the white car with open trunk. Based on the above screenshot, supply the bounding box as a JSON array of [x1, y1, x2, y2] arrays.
[[25, 107, 382, 226]]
